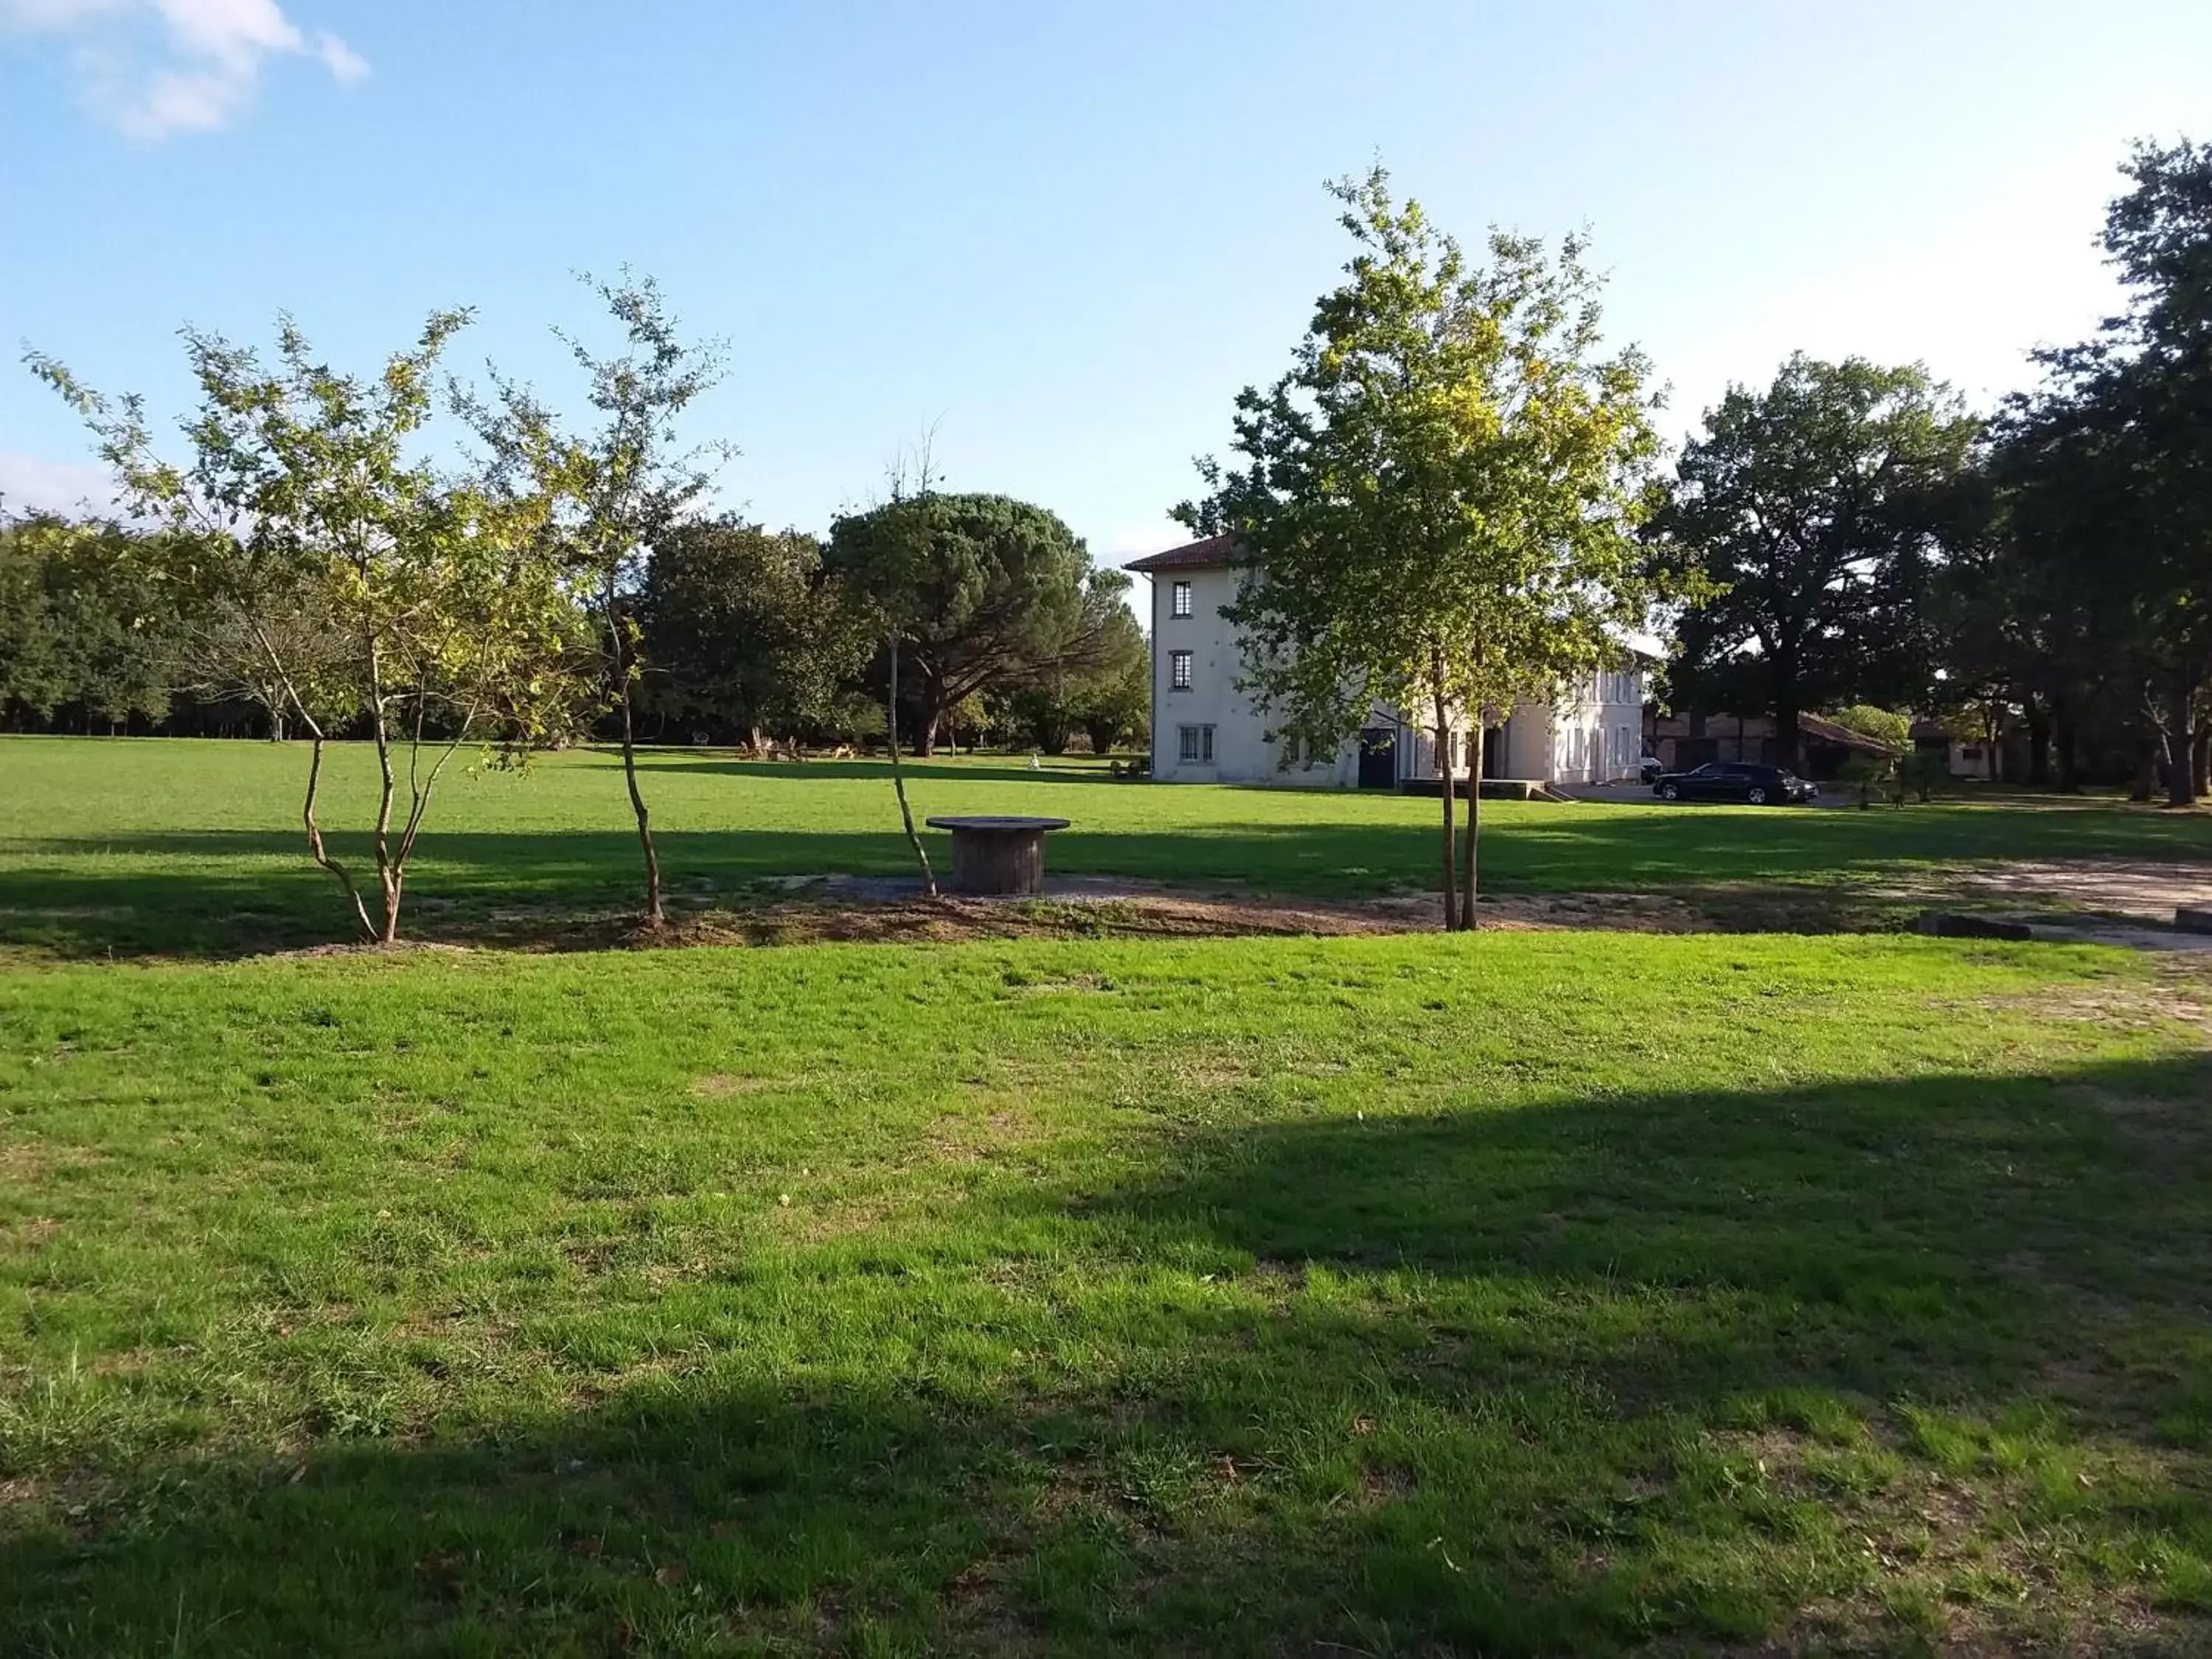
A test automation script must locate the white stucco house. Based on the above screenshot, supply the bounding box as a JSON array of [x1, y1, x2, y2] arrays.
[[1127, 534, 1652, 790]]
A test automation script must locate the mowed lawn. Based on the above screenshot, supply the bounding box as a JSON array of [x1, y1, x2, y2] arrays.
[[7, 737, 2212, 957], [4, 931, 2212, 1655]]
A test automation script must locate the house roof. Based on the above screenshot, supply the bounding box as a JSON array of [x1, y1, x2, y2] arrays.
[[1123, 533, 1237, 573]]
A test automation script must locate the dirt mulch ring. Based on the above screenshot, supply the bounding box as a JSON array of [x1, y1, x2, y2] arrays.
[[577, 876, 1711, 951], [260, 860, 2212, 959]]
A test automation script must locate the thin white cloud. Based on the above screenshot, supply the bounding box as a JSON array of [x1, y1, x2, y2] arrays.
[[1, 0, 367, 136], [0, 453, 119, 518], [312, 28, 364, 83]]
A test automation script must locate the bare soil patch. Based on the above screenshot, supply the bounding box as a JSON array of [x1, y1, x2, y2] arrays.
[[1882, 858, 2212, 922], [599, 875, 1714, 951]]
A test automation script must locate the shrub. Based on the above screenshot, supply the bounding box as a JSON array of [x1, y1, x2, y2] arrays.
[[1897, 748, 1947, 803], [1837, 754, 1899, 810]]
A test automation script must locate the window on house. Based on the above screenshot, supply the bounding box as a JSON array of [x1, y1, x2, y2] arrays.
[[1170, 650, 1193, 691], [1178, 724, 1215, 764], [1171, 580, 1193, 618]]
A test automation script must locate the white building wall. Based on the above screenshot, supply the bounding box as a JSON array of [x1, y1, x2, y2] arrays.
[[1537, 667, 1647, 784], [1144, 562, 1646, 788], [1147, 566, 1357, 787]]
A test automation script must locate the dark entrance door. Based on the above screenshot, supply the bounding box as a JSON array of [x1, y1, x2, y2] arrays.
[[1357, 728, 1397, 790]]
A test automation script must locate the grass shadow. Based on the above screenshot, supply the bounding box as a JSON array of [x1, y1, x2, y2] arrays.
[[6, 1053, 2211, 1653]]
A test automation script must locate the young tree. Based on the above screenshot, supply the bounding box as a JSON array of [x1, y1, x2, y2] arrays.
[[829, 451, 947, 894], [30, 315, 582, 943], [824, 491, 1109, 756], [1177, 166, 1664, 926], [1655, 355, 1980, 773], [459, 272, 730, 925]]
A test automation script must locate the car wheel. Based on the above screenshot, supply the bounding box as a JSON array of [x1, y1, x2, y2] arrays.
[[1659, 783, 1679, 801], [1747, 786, 1768, 805]]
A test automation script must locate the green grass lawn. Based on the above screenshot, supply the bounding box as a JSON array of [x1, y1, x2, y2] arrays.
[[4, 931, 2211, 1655], [6, 737, 2212, 958], [5, 738, 2212, 1652]]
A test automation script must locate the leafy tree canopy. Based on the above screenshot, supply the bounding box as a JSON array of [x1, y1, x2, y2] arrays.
[[824, 491, 1110, 756], [1822, 704, 1911, 749], [636, 518, 872, 742], [1656, 354, 1980, 767]]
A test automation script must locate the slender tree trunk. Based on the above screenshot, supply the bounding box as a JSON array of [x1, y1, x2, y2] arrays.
[[364, 639, 403, 944], [1773, 697, 1801, 775], [2194, 725, 2211, 808], [2026, 701, 2051, 787], [2053, 704, 2080, 794], [616, 675, 664, 922], [1432, 664, 1458, 931], [911, 680, 940, 758], [1460, 748, 1478, 929], [300, 731, 379, 942], [1458, 723, 1483, 931], [2165, 676, 2197, 806], [887, 635, 937, 896], [606, 590, 665, 925], [2132, 739, 2161, 802]]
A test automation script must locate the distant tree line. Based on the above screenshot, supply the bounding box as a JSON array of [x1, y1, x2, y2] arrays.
[[1, 497, 1148, 762], [1653, 137, 2212, 803]]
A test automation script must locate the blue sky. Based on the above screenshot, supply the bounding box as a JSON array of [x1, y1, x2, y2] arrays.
[[4, 1, 2208, 563]]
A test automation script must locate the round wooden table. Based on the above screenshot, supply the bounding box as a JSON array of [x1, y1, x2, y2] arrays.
[[925, 815, 1071, 896]]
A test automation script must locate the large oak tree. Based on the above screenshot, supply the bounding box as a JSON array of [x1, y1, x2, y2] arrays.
[[2025, 139, 2212, 801], [1656, 355, 1979, 771]]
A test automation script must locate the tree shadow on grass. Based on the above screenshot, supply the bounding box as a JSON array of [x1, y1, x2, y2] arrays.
[[624, 755, 1124, 786], [0, 825, 1444, 959], [7, 798, 2212, 959], [5, 1057, 2210, 1654]]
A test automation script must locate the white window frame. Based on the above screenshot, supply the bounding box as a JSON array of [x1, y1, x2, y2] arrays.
[[1169, 650, 1194, 691], [1171, 580, 1193, 618], [1178, 723, 1215, 764]]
